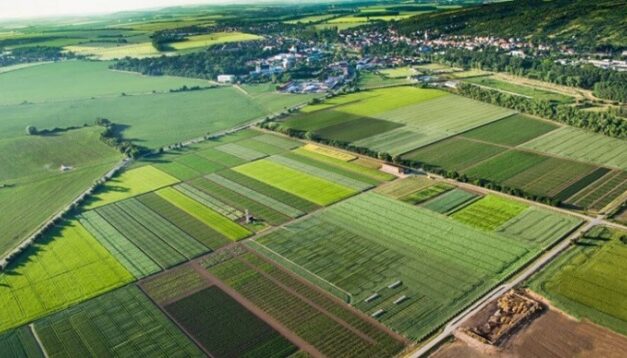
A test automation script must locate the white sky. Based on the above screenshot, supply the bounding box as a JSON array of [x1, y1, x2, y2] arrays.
[[0, 0, 239, 20]]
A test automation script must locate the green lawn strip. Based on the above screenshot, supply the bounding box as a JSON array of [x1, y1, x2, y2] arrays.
[[174, 183, 243, 220], [400, 183, 454, 205], [207, 174, 304, 218], [156, 187, 251, 241], [0, 221, 133, 333], [233, 160, 357, 206], [402, 137, 506, 172], [137, 193, 231, 250], [374, 176, 434, 199], [251, 133, 302, 150], [268, 155, 373, 191], [452, 195, 528, 231], [96, 204, 187, 268], [217, 169, 320, 213], [34, 286, 203, 356], [460, 114, 558, 146], [527, 227, 627, 335], [116, 199, 209, 259], [291, 147, 393, 182], [164, 286, 297, 357], [496, 207, 582, 247], [215, 143, 267, 161], [188, 177, 290, 226], [422, 189, 481, 214], [0, 326, 45, 358], [80, 211, 161, 278], [463, 150, 549, 183], [196, 147, 247, 167]]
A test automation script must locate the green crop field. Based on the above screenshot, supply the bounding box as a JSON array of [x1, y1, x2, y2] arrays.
[[0, 327, 44, 358], [235, 138, 286, 155], [375, 176, 434, 199], [156, 187, 252, 240], [215, 143, 267, 161], [189, 177, 291, 226], [497, 207, 582, 246], [141, 265, 210, 304], [315, 117, 404, 143], [0, 60, 209, 106], [34, 286, 203, 356], [65, 42, 160, 59], [452, 195, 528, 231], [401, 183, 453, 205], [423, 189, 480, 214], [460, 114, 559, 146], [85, 165, 179, 209], [169, 31, 262, 50], [357, 72, 411, 89], [137, 192, 232, 249], [521, 126, 627, 171], [165, 286, 298, 357], [463, 150, 549, 183], [234, 160, 357, 206], [174, 183, 243, 220], [254, 193, 537, 340], [80, 211, 161, 278], [565, 170, 627, 211], [291, 147, 394, 182], [208, 250, 406, 357], [402, 137, 506, 171], [0, 127, 121, 257], [465, 77, 574, 103], [528, 227, 627, 335], [0, 221, 132, 333]]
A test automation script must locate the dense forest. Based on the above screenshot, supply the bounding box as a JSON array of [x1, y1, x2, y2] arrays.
[[391, 0, 626, 52]]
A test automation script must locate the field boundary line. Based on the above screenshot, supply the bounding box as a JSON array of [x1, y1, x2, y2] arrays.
[[28, 324, 49, 358]]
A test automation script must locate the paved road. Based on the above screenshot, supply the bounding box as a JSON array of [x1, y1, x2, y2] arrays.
[[406, 216, 601, 358]]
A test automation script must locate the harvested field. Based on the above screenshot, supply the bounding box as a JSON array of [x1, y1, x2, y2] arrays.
[[233, 160, 356, 206], [168, 32, 262, 50], [402, 137, 506, 172], [254, 193, 537, 340], [423, 189, 480, 214], [0, 221, 132, 333], [452, 196, 528, 231], [521, 126, 627, 170], [208, 250, 407, 357], [34, 286, 202, 356], [165, 286, 298, 358], [460, 114, 558, 146]]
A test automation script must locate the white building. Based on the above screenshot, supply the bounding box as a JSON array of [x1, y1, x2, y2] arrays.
[[217, 74, 235, 83]]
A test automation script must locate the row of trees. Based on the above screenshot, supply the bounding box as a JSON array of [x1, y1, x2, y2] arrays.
[[456, 83, 626, 139], [0, 46, 73, 67], [95, 118, 147, 158]]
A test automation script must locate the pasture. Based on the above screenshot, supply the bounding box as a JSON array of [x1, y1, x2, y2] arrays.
[[528, 227, 627, 335], [34, 286, 202, 356], [169, 32, 262, 50], [0, 221, 132, 333], [85, 165, 179, 209], [0, 60, 208, 106], [233, 159, 357, 206], [254, 193, 537, 340], [209, 250, 406, 356]]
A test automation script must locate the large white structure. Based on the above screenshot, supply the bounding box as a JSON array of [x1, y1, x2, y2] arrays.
[[217, 74, 235, 83]]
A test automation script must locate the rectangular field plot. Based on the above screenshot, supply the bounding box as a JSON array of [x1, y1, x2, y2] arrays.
[[156, 187, 252, 241], [0, 327, 44, 358], [0, 221, 132, 333], [463, 150, 549, 183], [251, 133, 302, 150], [34, 286, 203, 357], [375, 176, 434, 199], [497, 207, 582, 246], [452, 195, 528, 231], [174, 183, 243, 220], [314, 117, 404, 143], [303, 143, 356, 161], [208, 250, 407, 356], [253, 193, 536, 340], [233, 160, 357, 206], [423, 189, 480, 214], [291, 147, 394, 182], [189, 177, 292, 226], [460, 114, 558, 146], [165, 286, 298, 358], [402, 137, 506, 172], [400, 183, 453, 205], [85, 165, 179, 209], [521, 127, 627, 170], [141, 265, 211, 305], [528, 227, 627, 336], [215, 143, 267, 161], [564, 170, 627, 211], [80, 211, 161, 279]]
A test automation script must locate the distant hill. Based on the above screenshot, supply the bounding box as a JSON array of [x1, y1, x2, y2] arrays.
[[394, 0, 626, 51]]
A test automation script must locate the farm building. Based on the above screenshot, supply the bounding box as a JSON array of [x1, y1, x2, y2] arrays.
[[217, 74, 236, 83]]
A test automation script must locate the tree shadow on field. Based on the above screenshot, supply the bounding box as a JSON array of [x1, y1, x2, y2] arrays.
[[110, 123, 146, 144], [79, 184, 130, 209]]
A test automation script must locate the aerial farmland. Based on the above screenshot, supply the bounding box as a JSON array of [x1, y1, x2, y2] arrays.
[[0, 0, 625, 357]]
